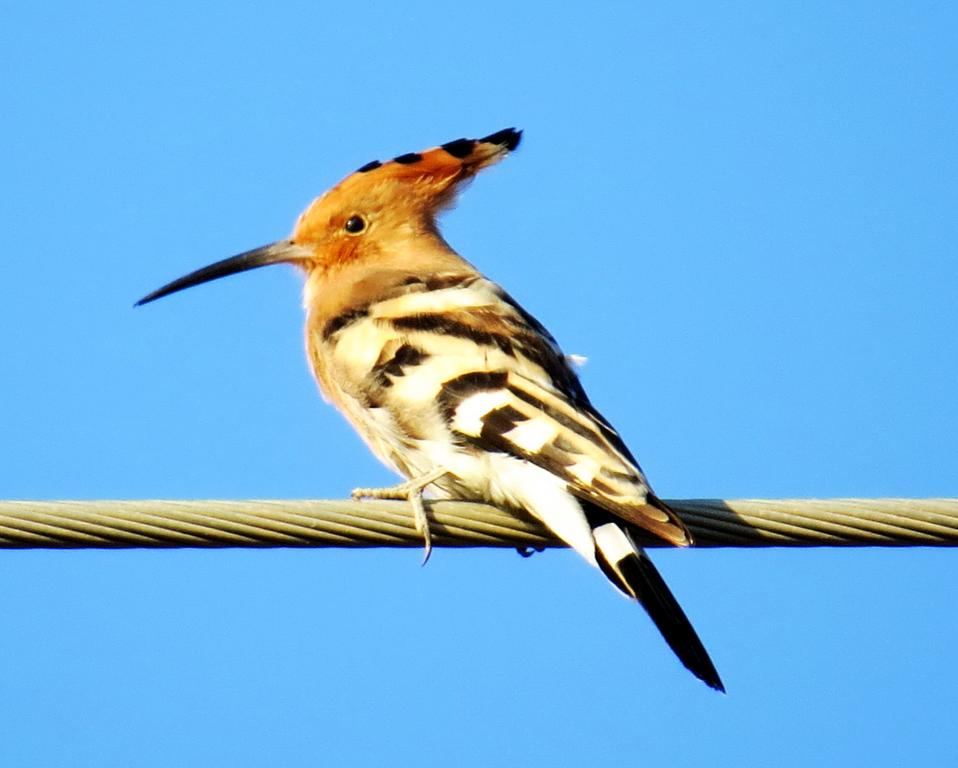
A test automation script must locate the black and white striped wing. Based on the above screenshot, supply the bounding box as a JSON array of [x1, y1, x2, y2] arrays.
[[432, 288, 692, 548]]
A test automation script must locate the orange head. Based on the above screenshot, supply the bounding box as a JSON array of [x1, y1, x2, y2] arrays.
[[135, 128, 521, 307]]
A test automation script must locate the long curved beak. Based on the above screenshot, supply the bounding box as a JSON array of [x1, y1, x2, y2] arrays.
[[135, 240, 313, 306]]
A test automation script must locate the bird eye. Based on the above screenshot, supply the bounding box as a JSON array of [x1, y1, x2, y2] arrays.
[[344, 215, 366, 234]]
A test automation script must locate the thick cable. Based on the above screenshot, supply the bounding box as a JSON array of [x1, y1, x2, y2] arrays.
[[0, 498, 956, 549]]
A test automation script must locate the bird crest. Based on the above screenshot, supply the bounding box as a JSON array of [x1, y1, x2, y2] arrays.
[[292, 128, 522, 251]]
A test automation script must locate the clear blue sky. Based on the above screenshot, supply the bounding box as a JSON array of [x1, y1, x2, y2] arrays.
[[2, 2, 956, 765]]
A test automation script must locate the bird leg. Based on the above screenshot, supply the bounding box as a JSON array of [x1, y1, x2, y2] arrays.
[[351, 467, 451, 566]]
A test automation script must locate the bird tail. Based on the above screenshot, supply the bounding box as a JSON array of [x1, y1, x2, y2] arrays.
[[590, 513, 725, 692]]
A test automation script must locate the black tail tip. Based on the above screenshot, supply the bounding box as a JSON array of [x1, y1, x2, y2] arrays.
[[702, 670, 726, 694], [480, 127, 522, 152], [617, 545, 726, 694]]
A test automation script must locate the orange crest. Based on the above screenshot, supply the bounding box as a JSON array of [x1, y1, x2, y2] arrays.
[[292, 128, 522, 248]]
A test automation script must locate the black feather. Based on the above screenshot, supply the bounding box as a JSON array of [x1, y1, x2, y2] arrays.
[[588, 518, 724, 691], [480, 127, 522, 151], [374, 344, 427, 387], [441, 138, 476, 158], [584, 502, 722, 690], [437, 371, 509, 422], [480, 405, 529, 439], [323, 307, 369, 340], [620, 550, 724, 691]]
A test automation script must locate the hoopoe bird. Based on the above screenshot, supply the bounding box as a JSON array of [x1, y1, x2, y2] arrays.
[[137, 128, 724, 691]]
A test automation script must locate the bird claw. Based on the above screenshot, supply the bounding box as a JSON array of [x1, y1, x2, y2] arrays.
[[410, 493, 433, 567], [351, 468, 448, 566]]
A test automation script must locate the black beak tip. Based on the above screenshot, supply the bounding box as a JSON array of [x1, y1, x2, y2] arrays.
[[133, 291, 162, 308]]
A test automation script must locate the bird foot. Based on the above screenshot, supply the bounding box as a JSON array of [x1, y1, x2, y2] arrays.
[[352, 467, 450, 566]]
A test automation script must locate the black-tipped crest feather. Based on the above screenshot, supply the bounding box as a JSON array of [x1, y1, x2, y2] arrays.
[[480, 127, 522, 151]]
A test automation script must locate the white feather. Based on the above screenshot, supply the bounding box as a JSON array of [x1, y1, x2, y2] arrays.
[[399, 438, 597, 565], [389, 355, 479, 403], [504, 419, 557, 453], [452, 391, 511, 435], [482, 455, 597, 565], [567, 455, 601, 485], [593, 522, 635, 564], [331, 319, 391, 378]]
